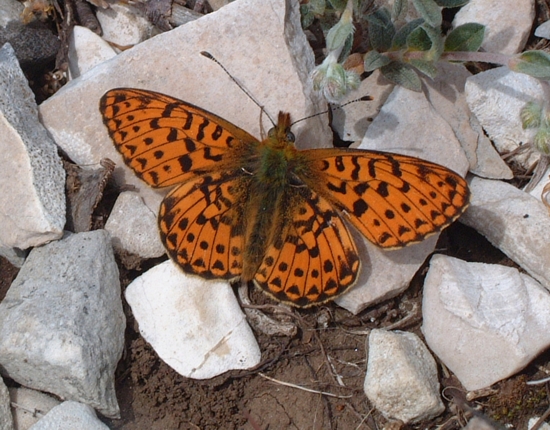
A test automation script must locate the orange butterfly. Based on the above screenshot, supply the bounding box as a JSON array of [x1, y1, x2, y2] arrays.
[[100, 88, 470, 307]]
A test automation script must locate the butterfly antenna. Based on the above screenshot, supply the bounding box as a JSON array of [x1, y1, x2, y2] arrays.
[[201, 51, 276, 127], [289, 95, 373, 127]]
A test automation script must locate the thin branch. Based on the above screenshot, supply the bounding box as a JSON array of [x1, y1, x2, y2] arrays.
[[258, 373, 353, 399]]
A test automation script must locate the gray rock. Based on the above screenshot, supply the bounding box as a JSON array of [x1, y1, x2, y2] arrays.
[[364, 329, 444, 423], [423, 255, 550, 390], [465, 67, 543, 169], [29, 401, 108, 430], [0, 230, 124, 418], [0, 377, 13, 430], [0, 43, 65, 250], [453, 0, 534, 55], [0, 1, 59, 70], [125, 260, 261, 379], [460, 176, 550, 290], [9, 387, 60, 430], [104, 191, 165, 259]]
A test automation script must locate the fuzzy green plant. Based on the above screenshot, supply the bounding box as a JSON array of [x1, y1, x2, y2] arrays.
[[306, 0, 550, 94], [305, 0, 550, 158]]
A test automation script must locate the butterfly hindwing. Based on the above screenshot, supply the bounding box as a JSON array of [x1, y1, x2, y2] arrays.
[[253, 186, 360, 307], [100, 88, 259, 188], [298, 148, 470, 249], [158, 169, 251, 280]]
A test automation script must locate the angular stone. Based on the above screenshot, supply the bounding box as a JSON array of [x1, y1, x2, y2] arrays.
[[0, 43, 65, 249], [364, 329, 444, 423], [104, 191, 165, 259], [9, 388, 60, 429], [28, 401, 109, 430], [423, 255, 550, 390], [454, 0, 534, 55], [460, 176, 550, 290], [68, 26, 117, 80], [465, 67, 543, 168], [0, 377, 13, 430], [125, 260, 261, 379], [0, 231, 124, 418]]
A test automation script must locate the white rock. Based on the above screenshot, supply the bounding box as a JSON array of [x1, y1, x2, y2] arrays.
[[0, 43, 65, 249], [529, 417, 550, 430], [331, 69, 394, 142], [422, 255, 550, 390], [465, 67, 542, 168], [0, 0, 23, 27], [364, 329, 444, 423], [453, 0, 535, 55], [535, 20, 550, 39], [460, 176, 550, 290], [336, 235, 438, 314], [0, 230, 124, 418], [39, 0, 329, 213], [336, 86, 469, 314], [424, 62, 512, 180], [104, 191, 165, 258], [9, 388, 60, 430], [0, 377, 13, 430], [0, 246, 25, 268], [96, 3, 156, 48], [125, 260, 261, 379], [68, 26, 117, 80], [464, 416, 501, 430], [28, 401, 108, 430]]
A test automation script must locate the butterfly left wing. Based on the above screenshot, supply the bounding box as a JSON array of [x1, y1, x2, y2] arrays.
[[299, 148, 470, 249], [253, 186, 360, 307], [158, 169, 250, 280], [100, 88, 259, 188]]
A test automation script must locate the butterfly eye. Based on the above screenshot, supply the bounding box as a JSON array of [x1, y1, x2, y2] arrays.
[[267, 128, 276, 138], [286, 131, 295, 142], [288, 172, 305, 187]]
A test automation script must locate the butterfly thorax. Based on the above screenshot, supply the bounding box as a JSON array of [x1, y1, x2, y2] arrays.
[[240, 112, 309, 281]]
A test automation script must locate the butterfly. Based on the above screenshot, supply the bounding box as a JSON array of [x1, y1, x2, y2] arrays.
[[100, 87, 470, 308]]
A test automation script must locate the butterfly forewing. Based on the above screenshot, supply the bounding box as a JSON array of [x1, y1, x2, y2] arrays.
[[301, 149, 470, 249], [100, 88, 259, 188]]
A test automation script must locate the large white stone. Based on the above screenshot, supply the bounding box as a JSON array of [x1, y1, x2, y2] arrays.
[[460, 176, 550, 290], [96, 3, 156, 48], [28, 401, 108, 430], [0, 43, 65, 249], [104, 191, 165, 258], [422, 255, 550, 390], [39, 0, 329, 214], [0, 231, 124, 418], [453, 0, 534, 55], [423, 62, 512, 180], [9, 388, 60, 430], [336, 85, 469, 313], [68, 26, 117, 80], [465, 67, 543, 168], [125, 260, 261, 379], [0, 377, 13, 430], [364, 329, 444, 423]]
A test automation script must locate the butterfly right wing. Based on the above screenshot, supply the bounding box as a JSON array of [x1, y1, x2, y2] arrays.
[[253, 185, 360, 307], [100, 88, 259, 188]]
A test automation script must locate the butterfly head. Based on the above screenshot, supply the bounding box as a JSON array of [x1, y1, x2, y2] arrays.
[[267, 112, 296, 149]]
